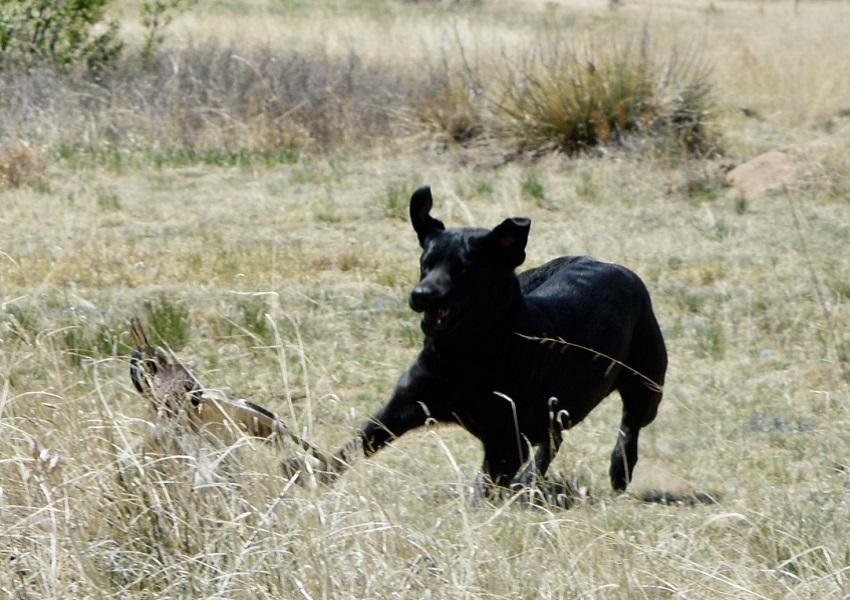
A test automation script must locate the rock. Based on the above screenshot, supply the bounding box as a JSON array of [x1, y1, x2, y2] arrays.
[[725, 150, 798, 200]]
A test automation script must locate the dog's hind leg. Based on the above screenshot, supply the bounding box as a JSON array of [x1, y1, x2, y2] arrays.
[[609, 311, 666, 492]]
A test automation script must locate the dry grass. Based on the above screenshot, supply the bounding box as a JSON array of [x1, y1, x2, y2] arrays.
[[1, 1, 850, 598], [1, 6, 718, 159], [0, 143, 45, 188], [496, 33, 715, 155]]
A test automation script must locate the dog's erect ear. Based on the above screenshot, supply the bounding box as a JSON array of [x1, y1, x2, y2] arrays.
[[410, 186, 445, 247], [483, 218, 531, 268]]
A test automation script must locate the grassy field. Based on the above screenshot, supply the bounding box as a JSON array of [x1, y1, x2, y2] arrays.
[[1, 0, 849, 598]]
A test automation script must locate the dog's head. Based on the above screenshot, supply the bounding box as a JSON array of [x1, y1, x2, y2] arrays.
[[408, 186, 530, 337]]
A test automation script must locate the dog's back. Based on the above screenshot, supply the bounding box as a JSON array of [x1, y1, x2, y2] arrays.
[[517, 256, 654, 357]]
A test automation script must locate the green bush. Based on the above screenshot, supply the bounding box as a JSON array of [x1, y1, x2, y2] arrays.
[[141, 0, 196, 66], [0, 0, 122, 71]]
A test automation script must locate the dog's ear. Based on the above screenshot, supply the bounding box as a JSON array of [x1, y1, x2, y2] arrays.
[[483, 218, 531, 268], [410, 186, 445, 247]]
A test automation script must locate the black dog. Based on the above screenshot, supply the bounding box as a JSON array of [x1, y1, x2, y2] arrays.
[[298, 186, 667, 495]]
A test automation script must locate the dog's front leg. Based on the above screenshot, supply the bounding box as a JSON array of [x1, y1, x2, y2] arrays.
[[511, 402, 568, 489], [285, 363, 439, 485], [473, 434, 531, 503], [511, 435, 562, 490]]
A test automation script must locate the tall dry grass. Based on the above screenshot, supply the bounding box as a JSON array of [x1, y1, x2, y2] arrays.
[[2, 146, 849, 597], [1, 18, 717, 161]]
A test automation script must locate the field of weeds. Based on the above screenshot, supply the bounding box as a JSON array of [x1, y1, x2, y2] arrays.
[[1, 0, 849, 598]]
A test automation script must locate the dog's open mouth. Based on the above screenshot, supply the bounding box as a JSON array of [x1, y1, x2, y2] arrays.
[[422, 306, 457, 332]]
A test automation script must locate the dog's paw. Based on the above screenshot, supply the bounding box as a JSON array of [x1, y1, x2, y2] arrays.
[[609, 463, 630, 493]]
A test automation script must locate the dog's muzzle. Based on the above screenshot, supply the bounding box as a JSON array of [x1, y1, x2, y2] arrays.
[[409, 285, 440, 312]]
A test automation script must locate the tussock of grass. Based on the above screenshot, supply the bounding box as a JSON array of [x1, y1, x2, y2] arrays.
[[498, 34, 715, 155], [143, 296, 191, 351], [413, 53, 486, 145]]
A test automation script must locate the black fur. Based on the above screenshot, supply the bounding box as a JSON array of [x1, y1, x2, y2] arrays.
[[330, 185, 667, 494]]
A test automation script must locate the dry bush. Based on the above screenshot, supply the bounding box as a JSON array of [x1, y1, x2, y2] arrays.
[[412, 49, 487, 145], [130, 45, 407, 150], [0, 46, 403, 157], [497, 34, 716, 155], [0, 143, 45, 188], [0, 46, 410, 156]]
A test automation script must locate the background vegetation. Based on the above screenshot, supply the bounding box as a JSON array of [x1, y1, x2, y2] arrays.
[[1, 0, 849, 598]]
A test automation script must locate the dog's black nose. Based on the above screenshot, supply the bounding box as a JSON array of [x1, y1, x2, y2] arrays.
[[409, 286, 438, 312]]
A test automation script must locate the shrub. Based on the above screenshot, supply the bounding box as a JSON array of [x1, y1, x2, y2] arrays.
[[414, 54, 485, 144], [140, 0, 196, 66], [0, 0, 123, 72], [497, 33, 715, 155]]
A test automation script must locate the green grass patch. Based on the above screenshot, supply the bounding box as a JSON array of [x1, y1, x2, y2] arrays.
[[215, 296, 274, 346], [56, 143, 300, 171], [62, 323, 123, 367], [380, 183, 411, 221], [142, 296, 191, 351], [520, 173, 546, 202]]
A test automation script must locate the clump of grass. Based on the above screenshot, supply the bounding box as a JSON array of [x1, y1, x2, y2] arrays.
[[654, 71, 715, 156], [217, 296, 273, 345], [683, 169, 728, 203], [696, 319, 725, 359], [380, 182, 413, 220], [576, 171, 598, 200], [237, 297, 271, 343], [520, 173, 547, 202], [0, 143, 45, 188], [62, 327, 89, 367], [95, 186, 122, 211], [498, 34, 715, 156], [60, 315, 127, 366], [469, 178, 494, 197], [3, 304, 40, 344], [143, 296, 190, 351]]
